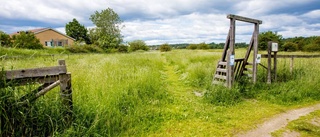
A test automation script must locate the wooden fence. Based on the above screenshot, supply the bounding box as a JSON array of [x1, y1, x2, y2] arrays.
[[261, 54, 320, 83], [1, 60, 73, 124]]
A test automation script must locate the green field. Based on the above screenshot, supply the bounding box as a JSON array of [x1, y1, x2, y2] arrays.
[[1, 49, 320, 136]]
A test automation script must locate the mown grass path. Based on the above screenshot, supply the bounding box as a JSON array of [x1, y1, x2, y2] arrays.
[[148, 54, 214, 136]]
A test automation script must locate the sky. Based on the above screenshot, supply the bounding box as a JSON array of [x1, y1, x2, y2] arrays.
[[1, 0, 320, 45]]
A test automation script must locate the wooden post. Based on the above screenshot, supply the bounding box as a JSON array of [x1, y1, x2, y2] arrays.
[[290, 57, 294, 74], [252, 23, 259, 83], [58, 60, 73, 125], [273, 52, 277, 82], [227, 18, 236, 88], [267, 42, 272, 84]]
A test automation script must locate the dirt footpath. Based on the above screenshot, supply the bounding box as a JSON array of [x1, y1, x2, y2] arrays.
[[236, 103, 320, 137]]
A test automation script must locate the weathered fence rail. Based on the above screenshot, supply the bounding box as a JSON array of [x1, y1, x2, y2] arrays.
[[1, 60, 73, 124], [261, 53, 320, 83]]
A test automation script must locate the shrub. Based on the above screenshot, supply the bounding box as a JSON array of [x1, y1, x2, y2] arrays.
[[197, 42, 209, 49], [283, 42, 299, 51], [159, 43, 172, 52], [11, 31, 43, 49], [187, 44, 197, 50], [118, 44, 129, 53], [303, 43, 320, 52], [65, 45, 104, 53], [128, 40, 149, 51]]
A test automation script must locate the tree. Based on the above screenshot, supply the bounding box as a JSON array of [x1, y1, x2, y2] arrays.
[[0, 31, 12, 47], [11, 31, 43, 49], [258, 31, 283, 50], [128, 40, 149, 51], [283, 42, 298, 51], [197, 42, 209, 49], [89, 8, 123, 50], [159, 43, 172, 52], [65, 18, 90, 44]]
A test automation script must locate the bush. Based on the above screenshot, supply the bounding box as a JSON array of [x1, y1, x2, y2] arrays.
[[197, 42, 209, 49], [303, 43, 320, 52], [187, 44, 197, 50], [283, 42, 299, 51], [65, 45, 104, 53], [118, 44, 129, 53], [128, 40, 149, 51], [11, 31, 43, 49], [159, 43, 172, 52]]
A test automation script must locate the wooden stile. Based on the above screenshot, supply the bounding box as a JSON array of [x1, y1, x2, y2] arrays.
[[212, 14, 262, 88]]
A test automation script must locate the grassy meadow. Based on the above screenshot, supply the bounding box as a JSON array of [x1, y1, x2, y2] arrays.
[[1, 48, 320, 136]]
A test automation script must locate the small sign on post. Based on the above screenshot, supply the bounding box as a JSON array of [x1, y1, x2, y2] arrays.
[[271, 43, 278, 52], [256, 54, 261, 63], [230, 55, 235, 66]]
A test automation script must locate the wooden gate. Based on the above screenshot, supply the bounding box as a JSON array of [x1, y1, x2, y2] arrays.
[[1, 60, 73, 124]]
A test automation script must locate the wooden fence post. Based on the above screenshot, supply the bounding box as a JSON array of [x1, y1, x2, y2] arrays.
[[253, 23, 259, 83], [290, 57, 294, 74], [273, 52, 277, 82], [58, 60, 73, 125], [267, 42, 272, 84]]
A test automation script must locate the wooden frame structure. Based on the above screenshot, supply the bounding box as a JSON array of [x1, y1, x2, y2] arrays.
[[1, 60, 73, 124], [212, 14, 262, 88]]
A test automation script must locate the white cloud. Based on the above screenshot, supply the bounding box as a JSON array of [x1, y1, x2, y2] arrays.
[[0, 0, 319, 44], [301, 9, 320, 19]]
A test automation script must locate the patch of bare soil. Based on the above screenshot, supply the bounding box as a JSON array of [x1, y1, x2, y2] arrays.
[[236, 103, 320, 137], [282, 130, 300, 137]]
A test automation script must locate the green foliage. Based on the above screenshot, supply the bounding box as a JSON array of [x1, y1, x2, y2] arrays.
[[187, 44, 197, 50], [118, 44, 129, 53], [159, 43, 172, 52], [187, 42, 209, 50], [89, 8, 123, 51], [2, 49, 320, 136], [259, 31, 283, 50], [11, 31, 43, 49], [197, 42, 209, 49], [128, 40, 149, 51], [0, 31, 12, 47], [0, 83, 67, 136], [65, 45, 104, 53], [283, 42, 299, 51], [204, 86, 242, 106], [66, 18, 90, 44]]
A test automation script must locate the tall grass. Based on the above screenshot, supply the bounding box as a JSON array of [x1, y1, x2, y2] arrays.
[[1, 49, 320, 136]]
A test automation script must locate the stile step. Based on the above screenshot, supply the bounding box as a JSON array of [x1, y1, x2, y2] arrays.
[[218, 61, 227, 66], [216, 68, 227, 73], [245, 68, 253, 72], [214, 74, 227, 80]]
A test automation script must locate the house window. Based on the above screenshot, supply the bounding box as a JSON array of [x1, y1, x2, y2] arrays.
[[58, 41, 63, 46], [45, 41, 52, 47]]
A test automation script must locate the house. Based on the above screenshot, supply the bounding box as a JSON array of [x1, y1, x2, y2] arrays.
[[11, 28, 75, 47]]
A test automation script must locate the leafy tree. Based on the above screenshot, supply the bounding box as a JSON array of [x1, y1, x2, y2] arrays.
[[197, 42, 209, 49], [159, 43, 172, 52], [187, 44, 197, 50], [65, 18, 90, 44], [0, 31, 12, 47], [11, 31, 43, 49], [258, 31, 283, 50], [89, 8, 123, 50], [128, 40, 149, 51], [283, 42, 298, 51]]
